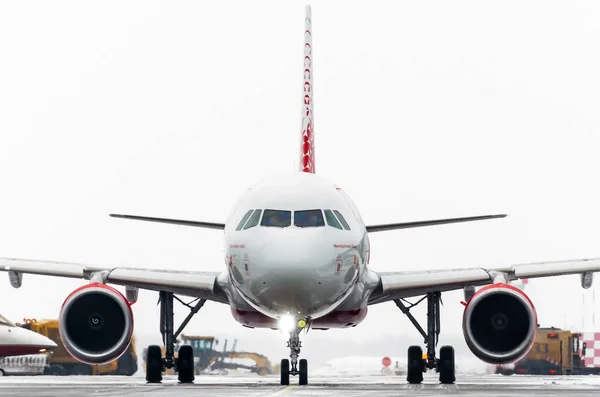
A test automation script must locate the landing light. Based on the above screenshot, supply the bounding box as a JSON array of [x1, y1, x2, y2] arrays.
[[278, 314, 296, 333]]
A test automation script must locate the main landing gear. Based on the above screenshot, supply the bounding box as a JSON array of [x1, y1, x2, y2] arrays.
[[146, 291, 207, 384], [280, 329, 308, 386], [394, 291, 455, 385]]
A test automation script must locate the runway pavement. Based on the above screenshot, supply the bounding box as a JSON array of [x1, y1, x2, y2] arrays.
[[1, 373, 600, 396]]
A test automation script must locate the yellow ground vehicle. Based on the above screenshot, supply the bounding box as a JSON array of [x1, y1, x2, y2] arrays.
[[143, 335, 276, 375], [19, 319, 138, 376], [497, 326, 600, 376]]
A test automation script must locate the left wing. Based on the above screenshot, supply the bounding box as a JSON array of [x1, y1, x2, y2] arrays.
[[368, 257, 600, 305], [0, 257, 229, 304]]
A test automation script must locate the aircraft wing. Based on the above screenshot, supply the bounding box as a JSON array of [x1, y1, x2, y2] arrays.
[[368, 257, 600, 305], [0, 257, 229, 304]]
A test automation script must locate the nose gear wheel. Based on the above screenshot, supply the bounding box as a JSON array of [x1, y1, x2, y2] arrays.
[[280, 330, 308, 385]]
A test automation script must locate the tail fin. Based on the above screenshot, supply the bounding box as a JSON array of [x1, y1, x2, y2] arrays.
[[300, 5, 315, 173]]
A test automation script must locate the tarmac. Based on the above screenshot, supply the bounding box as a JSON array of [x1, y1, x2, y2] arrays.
[[1, 373, 600, 396]]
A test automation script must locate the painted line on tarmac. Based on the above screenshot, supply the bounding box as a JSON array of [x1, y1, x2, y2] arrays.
[[267, 385, 297, 396]]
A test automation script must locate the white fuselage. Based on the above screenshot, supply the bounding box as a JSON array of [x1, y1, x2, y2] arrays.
[[0, 320, 57, 357], [222, 172, 372, 327]]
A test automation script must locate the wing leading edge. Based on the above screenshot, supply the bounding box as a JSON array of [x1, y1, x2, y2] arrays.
[[0, 257, 229, 304], [368, 257, 600, 305]]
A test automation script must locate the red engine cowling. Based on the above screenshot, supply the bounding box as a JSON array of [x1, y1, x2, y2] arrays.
[[462, 283, 537, 364], [58, 283, 134, 365]]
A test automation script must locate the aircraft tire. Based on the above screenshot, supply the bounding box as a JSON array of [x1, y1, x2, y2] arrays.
[[177, 345, 195, 383], [407, 345, 424, 384], [438, 345, 456, 384], [280, 359, 290, 385], [145, 345, 162, 383], [299, 359, 308, 385]]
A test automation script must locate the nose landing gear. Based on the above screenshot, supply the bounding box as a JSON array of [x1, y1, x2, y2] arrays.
[[280, 327, 308, 385]]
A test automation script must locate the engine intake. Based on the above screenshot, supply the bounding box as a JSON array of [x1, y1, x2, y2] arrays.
[[59, 283, 134, 365], [462, 283, 537, 364]]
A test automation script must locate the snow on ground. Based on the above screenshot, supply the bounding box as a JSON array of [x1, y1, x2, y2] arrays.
[[311, 355, 489, 377]]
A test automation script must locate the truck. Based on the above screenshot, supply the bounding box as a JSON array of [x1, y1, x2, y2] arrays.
[[18, 318, 138, 376], [143, 335, 276, 376], [494, 326, 600, 376]]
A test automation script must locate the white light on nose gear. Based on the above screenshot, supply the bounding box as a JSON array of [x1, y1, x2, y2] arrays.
[[278, 314, 295, 333]]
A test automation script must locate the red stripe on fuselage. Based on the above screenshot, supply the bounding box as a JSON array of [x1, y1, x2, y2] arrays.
[[0, 345, 46, 357]]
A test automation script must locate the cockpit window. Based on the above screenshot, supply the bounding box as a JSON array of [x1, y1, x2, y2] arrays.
[[261, 210, 291, 227], [243, 209, 262, 230], [236, 209, 254, 231], [0, 314, 14, 327], [294, 210, 325, 228], [324, 210, 343, 230], [333, 210, 351, 230]]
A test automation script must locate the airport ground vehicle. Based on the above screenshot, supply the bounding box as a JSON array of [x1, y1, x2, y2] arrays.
[[494, 326, 600, 376], [143, 335, 276, 376], [19, 319, 138, 375]]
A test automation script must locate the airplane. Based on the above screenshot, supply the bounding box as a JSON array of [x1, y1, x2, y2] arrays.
[[0, 313, 56, 358], [2, 4, 600, 387]]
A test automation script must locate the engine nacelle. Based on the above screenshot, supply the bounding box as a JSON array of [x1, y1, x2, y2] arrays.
[[59, 283, 134, 365], [462, 283, 537, 365]]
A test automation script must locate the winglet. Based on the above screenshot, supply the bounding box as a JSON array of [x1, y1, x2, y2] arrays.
[[300, 5, 315, 173]]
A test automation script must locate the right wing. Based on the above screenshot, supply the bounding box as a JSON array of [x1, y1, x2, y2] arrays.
[[0, 257, 229, 304], [368, 257, 600, 305]]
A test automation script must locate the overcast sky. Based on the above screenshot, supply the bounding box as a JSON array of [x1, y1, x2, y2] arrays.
[[1, 0, 600, 368]]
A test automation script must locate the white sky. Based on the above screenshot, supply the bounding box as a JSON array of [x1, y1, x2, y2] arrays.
[[1, 0, 600, 366]]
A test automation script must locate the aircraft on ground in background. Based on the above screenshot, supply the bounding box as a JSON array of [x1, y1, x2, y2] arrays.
[[0, 313, 56, 358], [2, 5, 600, 387]]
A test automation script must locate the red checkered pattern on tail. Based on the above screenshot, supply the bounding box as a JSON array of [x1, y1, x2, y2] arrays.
[[299, 6, 315, 174], [581, 332, 600, 368]]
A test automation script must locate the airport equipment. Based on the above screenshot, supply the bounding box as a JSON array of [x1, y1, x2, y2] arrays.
[[494, 326, 600, 375], [142, 335, 276, 376], [19, 319, 137, 376]]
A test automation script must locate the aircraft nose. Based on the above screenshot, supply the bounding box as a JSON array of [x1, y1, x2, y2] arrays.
[[259, 231, 332, 270], [15, 326, 57, 349], [246, 230, 353, 316]]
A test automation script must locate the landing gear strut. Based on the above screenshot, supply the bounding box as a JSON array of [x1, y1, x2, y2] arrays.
[[146, 291, 207, 384], [280, 330, 308, 386], [394, 292, 455, 385]]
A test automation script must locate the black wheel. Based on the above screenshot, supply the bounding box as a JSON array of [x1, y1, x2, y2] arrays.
[[299, 359, 308, 385], [407, 345, 424, 384], [280, 359, 290, 385], [438, 345, 455, 384], [177, 345, 195, 383], [146, 345, 163, 383]]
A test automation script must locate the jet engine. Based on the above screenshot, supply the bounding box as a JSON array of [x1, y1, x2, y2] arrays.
[[462, 283, 537, 364], [59, 283, 134, 365]]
